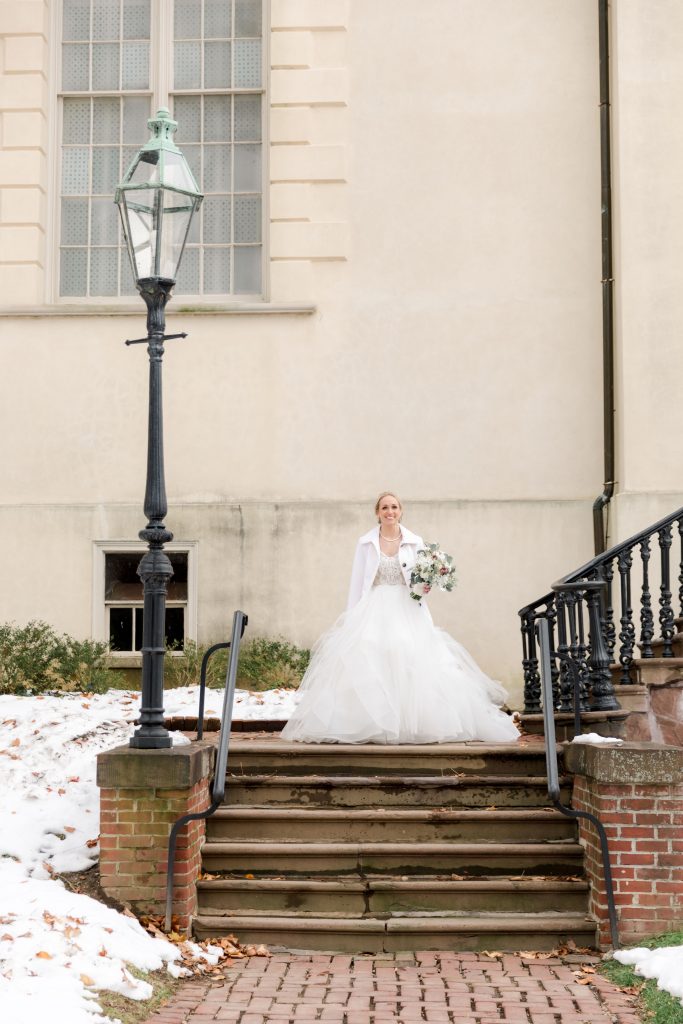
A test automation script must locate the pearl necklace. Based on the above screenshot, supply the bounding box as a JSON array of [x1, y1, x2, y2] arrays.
[[379, 530, 401, 544]]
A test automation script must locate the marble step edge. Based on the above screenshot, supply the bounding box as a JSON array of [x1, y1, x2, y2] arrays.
[[201, 840, 583, 856], [224, 773, 570, 788], [209, 807, 569, 822], [197, 877, 589, 892], [194, 912, 595, 933]]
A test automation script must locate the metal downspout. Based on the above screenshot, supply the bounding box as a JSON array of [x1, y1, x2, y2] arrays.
[[593, 0, 615, 554]]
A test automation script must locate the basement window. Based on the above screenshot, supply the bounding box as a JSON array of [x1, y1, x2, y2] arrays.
[[104, 550, 188, 653]]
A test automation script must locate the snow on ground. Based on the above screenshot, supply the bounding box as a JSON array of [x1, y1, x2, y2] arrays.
[[614, 945, 683, 1005], [570, 732, 624, 745], [0, 686, 294, 1023]]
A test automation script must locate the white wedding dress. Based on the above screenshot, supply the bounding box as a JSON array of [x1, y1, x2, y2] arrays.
[[281, 552, 519, 744]]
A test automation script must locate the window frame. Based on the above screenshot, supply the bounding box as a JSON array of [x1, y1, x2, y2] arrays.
[[48, 0, 269, 306], [92, 539, 198, 658]]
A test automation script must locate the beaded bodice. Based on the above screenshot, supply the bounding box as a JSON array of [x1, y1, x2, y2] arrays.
[[373, 552, 405, 587]]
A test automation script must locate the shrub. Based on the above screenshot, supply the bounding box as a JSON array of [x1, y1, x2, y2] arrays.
[[53, 634, 121, 693], [165, 639, 228, 690], [0, 620, 122, 695], [0, 621, 60, 694], [164, 636, 310, 691], [236, 636, 310, 691]]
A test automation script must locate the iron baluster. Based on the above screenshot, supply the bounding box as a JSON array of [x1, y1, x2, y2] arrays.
[[576, 595, 590, 709], [617, 548, 636, 684], [658, 525, 675, 657], [603, 557, 616, 661], [639, 536, 655, 659], [567, 592, 590, 712], [556, 595, 573, 712], [585, 579, 620, 711], [678, 517, 683, 617], [521, 611, 541, 714]]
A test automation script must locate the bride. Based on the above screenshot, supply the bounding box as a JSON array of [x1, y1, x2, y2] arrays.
[[281, 492, 519, 744]]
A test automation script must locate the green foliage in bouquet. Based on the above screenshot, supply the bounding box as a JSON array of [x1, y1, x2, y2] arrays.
[[409, 542, 458, 602]]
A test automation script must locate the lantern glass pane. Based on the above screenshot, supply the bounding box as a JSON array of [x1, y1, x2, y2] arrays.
[[128, 149, 160, 186], [162, 149, 198, 193]]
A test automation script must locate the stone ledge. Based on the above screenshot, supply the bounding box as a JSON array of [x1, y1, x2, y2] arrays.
[[634, 659, 683, 686], [564, 741, 683, 784], [96, 741, 215, 790]]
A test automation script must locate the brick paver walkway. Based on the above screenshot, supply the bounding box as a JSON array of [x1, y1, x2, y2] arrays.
[[145, 952, 642, 1024]]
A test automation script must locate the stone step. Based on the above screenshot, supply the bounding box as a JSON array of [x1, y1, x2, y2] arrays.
[[197, 876, 590, 916], [520, 709, 629, 740], [640, 633, 683, 658], [633, 657, 683, 686], [206, 807, 575, 844], [201, 840, 584, 877], [193, 911, 597, 953], [223, 773, 571, 808], [224, 740, 547, 778]]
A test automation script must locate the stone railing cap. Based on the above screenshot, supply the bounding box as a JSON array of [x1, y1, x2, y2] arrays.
[[564, 741, 683, 784], [96, 740, 215, 790]]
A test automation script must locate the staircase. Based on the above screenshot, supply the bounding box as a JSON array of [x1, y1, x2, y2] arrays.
[[193, 738, 597, 952]]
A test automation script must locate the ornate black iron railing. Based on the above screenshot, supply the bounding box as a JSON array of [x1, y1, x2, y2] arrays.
[[165, 609, 248, 932], [520, 506, 683, 714]]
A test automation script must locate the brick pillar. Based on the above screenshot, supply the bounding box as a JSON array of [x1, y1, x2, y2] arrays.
[[565, 742, 683, 947], [96, 742, 215, 934]]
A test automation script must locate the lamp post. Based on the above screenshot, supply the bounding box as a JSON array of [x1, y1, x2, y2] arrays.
[[115, 108, 203, 749]]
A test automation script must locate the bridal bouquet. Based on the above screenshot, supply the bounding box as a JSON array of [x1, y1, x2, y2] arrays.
[[409, 542, 457, 601]]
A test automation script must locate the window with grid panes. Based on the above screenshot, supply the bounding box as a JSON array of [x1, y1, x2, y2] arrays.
[[58, 0, 264, 299], [105, 550, 189, 653]]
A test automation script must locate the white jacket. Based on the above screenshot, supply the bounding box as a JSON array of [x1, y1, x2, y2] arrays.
[[346, 525, 426, 611]]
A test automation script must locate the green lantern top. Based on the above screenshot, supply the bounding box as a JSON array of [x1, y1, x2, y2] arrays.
[[115, 108, 203, 283]]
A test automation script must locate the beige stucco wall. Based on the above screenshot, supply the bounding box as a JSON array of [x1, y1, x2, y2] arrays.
[[611, 2, 683, 510], [0, 0, 611, 708]]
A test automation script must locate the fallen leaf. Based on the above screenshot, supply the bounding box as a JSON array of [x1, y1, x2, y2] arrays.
[[64, 827, 76, 834], [86, 838, 99, 848], [68, 777, 80, 783], [244, 873, 254, 879], [80, 974, 95, 986], [1, 934, 14, 942], [57, 788, 66, 796], [35, 951, 52, 960], [10, 739, 20, 748]]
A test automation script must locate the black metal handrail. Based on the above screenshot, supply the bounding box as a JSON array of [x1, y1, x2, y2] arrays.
[[164, 609, 248, 932], [536, 614, 619, 949], [520, 505, 683, 714]]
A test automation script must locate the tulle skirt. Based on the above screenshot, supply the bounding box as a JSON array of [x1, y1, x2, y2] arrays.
[[281, 585, 520, 744]]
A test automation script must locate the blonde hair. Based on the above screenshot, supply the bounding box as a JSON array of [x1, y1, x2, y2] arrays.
[[374, 491, 403, 522]]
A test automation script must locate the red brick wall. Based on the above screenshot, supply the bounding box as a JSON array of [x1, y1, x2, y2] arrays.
[[99, 773, 210, 934], [572, 774, 683, 946]]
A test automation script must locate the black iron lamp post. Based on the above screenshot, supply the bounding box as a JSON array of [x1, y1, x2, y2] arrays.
[[115, 108, 203, 749]]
